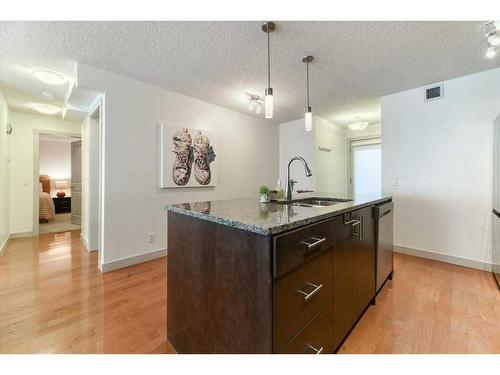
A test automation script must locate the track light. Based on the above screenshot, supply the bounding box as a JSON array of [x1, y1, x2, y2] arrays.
[[487, 32, 500, 46], [487, 46, 497, 58]]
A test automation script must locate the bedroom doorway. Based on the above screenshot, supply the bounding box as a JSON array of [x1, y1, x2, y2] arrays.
[[37, 132, 82, 235]]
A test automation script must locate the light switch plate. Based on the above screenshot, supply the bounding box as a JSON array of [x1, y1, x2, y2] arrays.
[[391, 177, 399, 186]]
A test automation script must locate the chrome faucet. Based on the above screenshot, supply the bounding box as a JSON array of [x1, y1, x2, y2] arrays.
[[285, 156, 312, 201]]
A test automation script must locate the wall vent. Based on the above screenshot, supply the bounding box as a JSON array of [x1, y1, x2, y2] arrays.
[[425, 84, 444, 101]]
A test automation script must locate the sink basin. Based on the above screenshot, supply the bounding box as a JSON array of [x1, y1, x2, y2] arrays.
[[275, 197, 352, 207]]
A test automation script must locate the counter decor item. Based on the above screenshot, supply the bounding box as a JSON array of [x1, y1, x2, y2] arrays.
[[268, 190, 278, 202], [159, 122, 217, 188], [259, 185, 270, 203]]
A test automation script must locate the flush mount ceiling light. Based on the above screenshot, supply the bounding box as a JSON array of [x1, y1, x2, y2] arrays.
[[262, 21, 276, 119], [30, 103, 61, 115], [246, 93, 263, 114], [348, 117, 369, 131], [303, 55, 314, 132], [31, 68, 67, 85]]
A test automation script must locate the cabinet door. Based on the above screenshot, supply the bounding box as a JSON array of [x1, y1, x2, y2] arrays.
[[332, 214, 358, 350], [355, 206, 376, 313]]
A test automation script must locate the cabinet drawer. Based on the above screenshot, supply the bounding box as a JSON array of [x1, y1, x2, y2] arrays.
[[273, 219, 334, 278], [279, 303, 333, 354], [273, 250, 333, 351]]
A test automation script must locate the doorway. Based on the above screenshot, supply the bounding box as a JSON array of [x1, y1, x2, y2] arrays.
[[348, 137, 381, 196], [37, 132, 82, 234]]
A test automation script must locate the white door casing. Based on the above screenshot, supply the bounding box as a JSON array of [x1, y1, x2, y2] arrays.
[[71, 140, 82, 225]]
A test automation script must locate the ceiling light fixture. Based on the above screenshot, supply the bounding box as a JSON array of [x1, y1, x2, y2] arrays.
[[246, 93, 263, 114], [487, 31, 500, 46], [30, 103, 61, 115], [303, 55, 314, 132], [40, 92, 54, 100], [32, 68, 67, 85], [262, 22, 276, 119], [487, 46, 497, 58], [348, 117, 369, 131], [484, 21, 500, 58]]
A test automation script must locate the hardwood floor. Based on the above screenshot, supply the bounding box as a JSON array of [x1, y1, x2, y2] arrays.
[[0, 230, 174, 353], [0, 230, 498, 353]]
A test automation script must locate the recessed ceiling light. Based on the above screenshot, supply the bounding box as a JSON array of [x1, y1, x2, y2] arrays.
[[30, 103, 61, 115], [40, 92, 54, 100], [32, 69, 67, 85]]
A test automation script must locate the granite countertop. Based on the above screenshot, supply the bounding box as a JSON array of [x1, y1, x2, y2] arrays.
[[166, 192, 392, 235]]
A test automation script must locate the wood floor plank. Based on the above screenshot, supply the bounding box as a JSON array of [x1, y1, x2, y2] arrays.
[[1, 230, 498, 353]]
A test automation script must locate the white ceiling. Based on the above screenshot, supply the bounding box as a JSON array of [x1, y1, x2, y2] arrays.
[[1, 21, 499, 125]]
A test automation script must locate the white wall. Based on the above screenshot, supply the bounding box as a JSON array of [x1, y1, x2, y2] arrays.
[[39, 140, 72, 197], [0, 89, 10, 252], [382, 67, 500, 267], [315, 117, 347, 194], [77, 64, 279, 268], [279, 118, 316, 192], [279, 116, 348, 195], [8, 112, 81, 235]]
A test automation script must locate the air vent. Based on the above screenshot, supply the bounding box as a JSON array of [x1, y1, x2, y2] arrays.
[[425, 84, 444, 101]]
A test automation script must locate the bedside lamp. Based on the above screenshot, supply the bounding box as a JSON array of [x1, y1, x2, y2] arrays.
[[55, 180, 69, 198]]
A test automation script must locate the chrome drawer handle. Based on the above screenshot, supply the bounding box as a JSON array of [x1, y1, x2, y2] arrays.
[[344, 219, 361, 226], [300, 237, 326, 251], [297, 282, 323, 301], [307, 344, 324, 354]]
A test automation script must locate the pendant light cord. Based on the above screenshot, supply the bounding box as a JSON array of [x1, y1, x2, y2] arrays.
[[267, 27, 271, 89], [306, 61, 310, 108]]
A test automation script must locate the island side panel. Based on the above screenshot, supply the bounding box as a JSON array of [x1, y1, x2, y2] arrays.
[[167, 211, 273, 353]]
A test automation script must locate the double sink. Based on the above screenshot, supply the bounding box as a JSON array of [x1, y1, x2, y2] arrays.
[[275, 197, 352, 208]]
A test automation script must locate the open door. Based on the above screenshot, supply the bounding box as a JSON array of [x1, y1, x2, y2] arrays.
[[71, 140, 82, 225]]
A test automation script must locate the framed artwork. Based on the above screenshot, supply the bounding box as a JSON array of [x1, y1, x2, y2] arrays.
[[159, 122, 217, 188]]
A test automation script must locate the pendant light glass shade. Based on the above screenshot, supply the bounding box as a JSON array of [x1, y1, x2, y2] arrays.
[[265, 88, 273, 119], [305, 109, 313, 132]]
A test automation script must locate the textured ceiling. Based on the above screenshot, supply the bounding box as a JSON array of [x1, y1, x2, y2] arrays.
[[1, 21, 499, 125]]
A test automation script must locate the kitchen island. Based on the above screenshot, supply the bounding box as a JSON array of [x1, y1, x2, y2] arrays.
[[166, 193, 392, 354]]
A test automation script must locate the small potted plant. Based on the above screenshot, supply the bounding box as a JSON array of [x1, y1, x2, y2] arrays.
[[259, 185, 270, 203]]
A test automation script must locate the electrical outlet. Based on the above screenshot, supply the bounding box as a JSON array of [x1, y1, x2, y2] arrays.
[[147, 232, 156, 243], [391, 177, 399, 187]]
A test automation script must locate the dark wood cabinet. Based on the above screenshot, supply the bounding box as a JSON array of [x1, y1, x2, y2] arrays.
[[167, 200, 386, 354], [53, 197, 71, 214], [356, 207, 376, 313], [332, 213, 359, 350], [333, 206, 376, 351]]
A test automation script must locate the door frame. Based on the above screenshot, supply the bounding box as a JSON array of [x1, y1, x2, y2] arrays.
[[32, 129, 82, 236], [85, 100, 103, 257], [346, 136, 381, 195]]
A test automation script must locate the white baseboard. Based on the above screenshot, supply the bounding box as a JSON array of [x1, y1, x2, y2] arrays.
[[79, 233, 96, 252], [9, 231, 37, 239], [0, 234, 10, 256], [100, 248, 167, 272], [394, 244, 492, 272]]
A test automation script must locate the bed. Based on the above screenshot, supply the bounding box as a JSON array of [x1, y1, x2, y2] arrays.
[[39, 175, 55, 221]]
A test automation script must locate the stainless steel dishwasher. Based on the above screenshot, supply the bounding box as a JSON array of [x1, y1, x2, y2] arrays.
[[375, 201, 394, 292]]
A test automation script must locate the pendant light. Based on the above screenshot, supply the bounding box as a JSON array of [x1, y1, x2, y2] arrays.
[[303, 55, 314, 131], [262, 22, 276, 119]]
